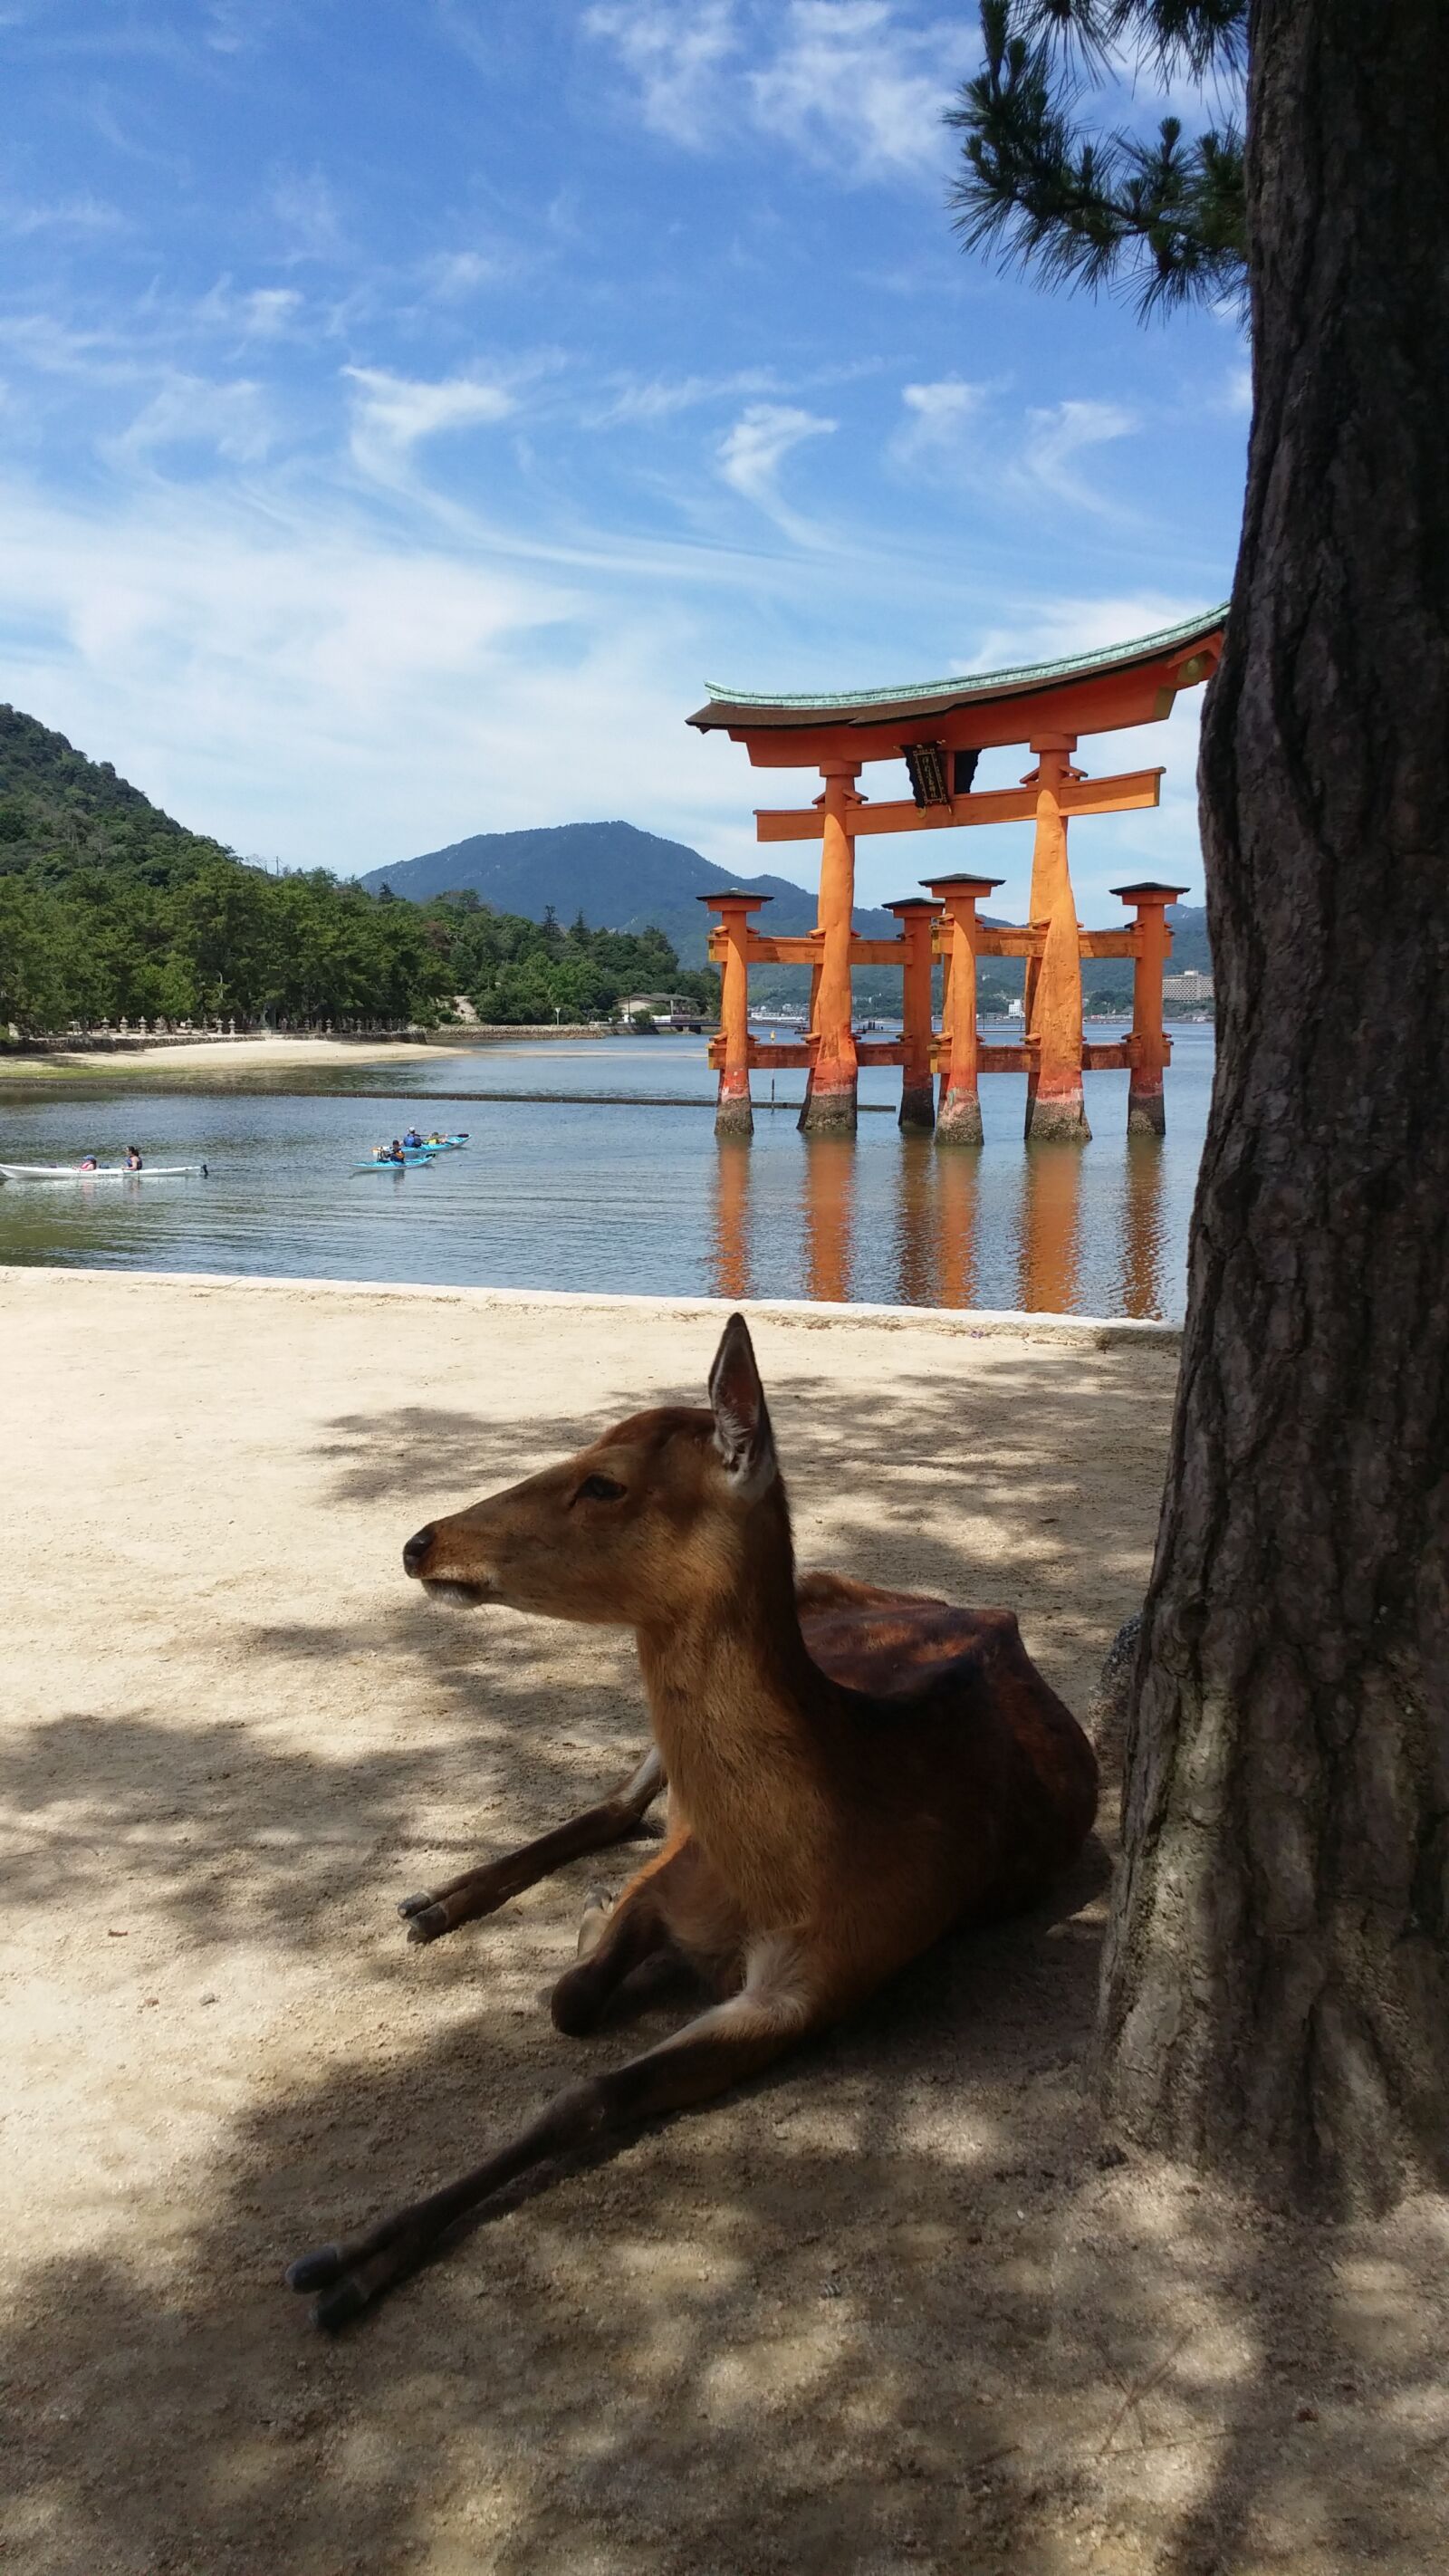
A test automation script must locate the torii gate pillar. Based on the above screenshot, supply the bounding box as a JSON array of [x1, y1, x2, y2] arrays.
[[1024, 737, 1089, 1144], [799, 760, 860, 1136]]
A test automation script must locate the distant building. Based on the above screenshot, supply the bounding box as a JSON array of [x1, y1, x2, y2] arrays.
[[1163, 967, 1214, 1004]]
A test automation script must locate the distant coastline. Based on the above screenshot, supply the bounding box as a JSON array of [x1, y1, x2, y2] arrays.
[[0, 1025, 609, 1082]]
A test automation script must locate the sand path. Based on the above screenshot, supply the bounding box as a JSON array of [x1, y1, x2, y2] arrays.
[[3, 1269, 1444, 2575]]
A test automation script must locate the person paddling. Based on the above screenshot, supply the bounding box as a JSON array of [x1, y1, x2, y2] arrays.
[[124, 1145, 143, 1171]]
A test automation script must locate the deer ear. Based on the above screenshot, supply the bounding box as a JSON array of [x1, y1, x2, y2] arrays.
[[708, 1312, 777, 1495]]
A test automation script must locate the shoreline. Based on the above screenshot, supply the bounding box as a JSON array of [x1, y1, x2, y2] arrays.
[[0, 1026, 609, 1081], [0, 1261, 1184, 1349]]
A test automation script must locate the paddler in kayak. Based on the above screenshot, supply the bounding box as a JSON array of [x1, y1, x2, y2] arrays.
[[125, 1145, 143, 1170], [78, 1154, 98, 1171], [402, 1126, 425, 1149]]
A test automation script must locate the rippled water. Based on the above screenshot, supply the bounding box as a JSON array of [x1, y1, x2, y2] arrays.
[[0, 1026, 1214, 1317]]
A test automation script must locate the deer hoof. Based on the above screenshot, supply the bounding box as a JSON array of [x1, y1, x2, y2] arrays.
[[312, 2273, 370, 2334], [284, 2244, 344, 2292], [405, 1902, 452, 1945], [397, 1891, 433, 1918]]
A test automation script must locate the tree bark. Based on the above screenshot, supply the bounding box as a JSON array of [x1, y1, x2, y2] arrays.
[[1101, 0, 1449, 2211]]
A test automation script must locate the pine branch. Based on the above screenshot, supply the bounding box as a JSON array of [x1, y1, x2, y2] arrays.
[[946, 0, 1247, 316]]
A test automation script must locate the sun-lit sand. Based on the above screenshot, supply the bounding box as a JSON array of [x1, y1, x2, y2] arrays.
[[0, 1031, 574, 1079], [4, 1264, 1443, 2576]]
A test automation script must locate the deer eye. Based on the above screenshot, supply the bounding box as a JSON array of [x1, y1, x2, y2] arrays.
[[574, 1473, 626, 1504]]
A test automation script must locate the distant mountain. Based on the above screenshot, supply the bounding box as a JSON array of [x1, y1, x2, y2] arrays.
[[1166, 904, 1210, 971], [355, 820, 903, 966], [359, 820, 1210, 980]]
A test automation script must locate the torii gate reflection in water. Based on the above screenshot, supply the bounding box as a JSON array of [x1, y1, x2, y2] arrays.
[[687, 607, 1223, 1145], [710, 1128, 1168, 1318]]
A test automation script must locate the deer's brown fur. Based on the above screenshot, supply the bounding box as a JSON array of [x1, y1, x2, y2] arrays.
[[286, 1316, 1097, 2330]]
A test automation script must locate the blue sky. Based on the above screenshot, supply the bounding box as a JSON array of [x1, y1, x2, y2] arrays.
[[0, 1, 1248, 918]]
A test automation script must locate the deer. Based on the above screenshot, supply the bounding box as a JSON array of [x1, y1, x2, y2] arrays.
[[285, 1314, 1098, 2331]]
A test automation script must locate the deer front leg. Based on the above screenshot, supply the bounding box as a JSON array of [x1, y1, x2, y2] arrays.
[[547, 1860, 681, 2036], [398, 1745, 665, 1945], [284, 1942, 817, 2331]]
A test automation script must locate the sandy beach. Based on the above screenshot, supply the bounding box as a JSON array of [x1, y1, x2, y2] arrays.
[[0, 1030, 603, 1081], [3, 1266, 1444, 2576]]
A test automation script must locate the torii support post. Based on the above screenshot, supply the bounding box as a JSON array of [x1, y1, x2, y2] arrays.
[[887, 897, 941, 1130], [1113, 880, 1187, 1135], [800, 761, 860, 1136], [700, 891, 770, 1139], [1024, 738, 1089, 1144], [925, 874, 1003, 1147]]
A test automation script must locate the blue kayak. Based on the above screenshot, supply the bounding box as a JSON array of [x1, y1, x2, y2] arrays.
[[352, 1149, 437, 1171]]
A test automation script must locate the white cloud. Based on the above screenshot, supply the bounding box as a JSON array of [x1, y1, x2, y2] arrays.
[[586, 0, 971, 181], [1018, 399, 1138, 511], [583, 0, 739, 148], [103, 375, 275, 467], [344, 366, 515, 482], [747, 1, 971, 181], [592, 368, 777, 427], [419, 247, 518, 301], [269, 168, 346, 263], [0, 470, 783, 884], [716, 401, 835, 527], [1, 193, 123, 237], [196, 279, 305, 339], [889, 374, 987, 472]]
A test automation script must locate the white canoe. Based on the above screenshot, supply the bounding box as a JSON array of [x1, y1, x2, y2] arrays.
[[0, 1162, 205, 1181]]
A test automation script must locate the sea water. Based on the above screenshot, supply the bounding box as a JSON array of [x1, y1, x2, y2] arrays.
[[0, 1025, 1214, 1320]]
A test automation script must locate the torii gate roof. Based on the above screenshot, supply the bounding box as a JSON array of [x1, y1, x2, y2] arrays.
[[688, 602, 1228, 766]]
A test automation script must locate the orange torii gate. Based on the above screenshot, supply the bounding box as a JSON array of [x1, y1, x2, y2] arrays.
[[686, 606, 1224, 1144]]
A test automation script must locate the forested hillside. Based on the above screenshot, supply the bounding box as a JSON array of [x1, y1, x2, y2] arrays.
[[0, 706, 455, 1035]]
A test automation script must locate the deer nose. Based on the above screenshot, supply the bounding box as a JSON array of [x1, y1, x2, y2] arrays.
[[403, 1524, 436, 1578]]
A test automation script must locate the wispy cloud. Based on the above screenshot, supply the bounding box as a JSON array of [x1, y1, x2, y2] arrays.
[[591, 368, 778, 428], [586, 0, 971, 181], [196, 279, 305, 340], [747, 1, 972, 181], [0, 192, 124, 238], [269, 167, 346, 264], [582, 0, 739, 148], [418, 246, 521, 301], [1018, 399, 1138, 511], [716, 401, 835, 533], [344, 365, 515, 483], [103, 373, 274, 467], [888, 374, 988, 473]]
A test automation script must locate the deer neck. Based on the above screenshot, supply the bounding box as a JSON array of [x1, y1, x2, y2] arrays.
[[634, 1524, 831, 1917]]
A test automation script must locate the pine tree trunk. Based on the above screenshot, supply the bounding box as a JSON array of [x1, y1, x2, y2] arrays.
[[1101, 0, 1449, 2211]]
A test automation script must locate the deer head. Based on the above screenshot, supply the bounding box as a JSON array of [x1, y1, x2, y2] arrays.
[[402, 1313, 787, 1627]]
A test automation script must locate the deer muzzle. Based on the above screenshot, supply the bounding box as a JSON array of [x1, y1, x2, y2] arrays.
[[402, 1522, 492, 1606]]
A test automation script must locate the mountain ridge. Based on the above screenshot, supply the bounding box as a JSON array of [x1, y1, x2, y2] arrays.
[[354, 819, 903, 966], [358, 814, 1210, 988]]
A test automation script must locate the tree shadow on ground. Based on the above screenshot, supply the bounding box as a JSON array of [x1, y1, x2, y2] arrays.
[[6, 1339, 1445, 2572]]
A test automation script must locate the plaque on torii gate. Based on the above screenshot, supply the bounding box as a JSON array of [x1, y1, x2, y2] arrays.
[[686, 606, 1223, 1143]]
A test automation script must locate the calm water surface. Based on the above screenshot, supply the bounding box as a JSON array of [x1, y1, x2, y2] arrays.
[[0, 1027, 1214, 1318]]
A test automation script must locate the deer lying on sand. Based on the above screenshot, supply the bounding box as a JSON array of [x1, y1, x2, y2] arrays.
[[285, 1315, 1097, 2330]]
